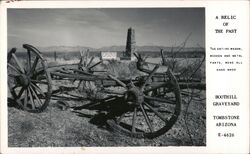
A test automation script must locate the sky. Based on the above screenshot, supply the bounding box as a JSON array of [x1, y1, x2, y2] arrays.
[[8, 8, 205, 48]]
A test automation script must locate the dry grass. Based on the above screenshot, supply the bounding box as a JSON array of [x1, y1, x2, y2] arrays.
[[101, 59, 143, 79], [8, 55, 206, 147], [8, 90, 206, 147]]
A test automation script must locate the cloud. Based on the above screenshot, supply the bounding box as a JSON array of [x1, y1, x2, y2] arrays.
[[8, 8, 205, 48]]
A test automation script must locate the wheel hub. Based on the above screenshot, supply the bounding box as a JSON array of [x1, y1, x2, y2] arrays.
[[17, 74, 30, 87], [124, 87, 144, 105]]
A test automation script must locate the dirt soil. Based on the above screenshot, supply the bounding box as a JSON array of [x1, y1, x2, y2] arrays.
[[8, 90, 206, 147]]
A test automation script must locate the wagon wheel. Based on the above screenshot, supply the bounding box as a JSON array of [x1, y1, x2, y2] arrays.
[[7, 44, 52, 113], [107, 66, 181, 138], [78, 49, 103, 73], [77, 50, 102, 92]]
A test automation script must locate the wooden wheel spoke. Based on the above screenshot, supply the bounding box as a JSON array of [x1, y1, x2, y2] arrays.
[[12, 85, 20, 90], [108, 75, 127, 89], [29, 86, 43, 107], [83, 60, 87, 67], [144, 95, 176, 105], [130, 80, 136, 88], [133, 52, 139, 59], [7, 48, 17, 63], [17, 87, 25, 98], [144, 82, 169, 94], [30, 82, 46, 97], [12, 84, 21, 90], [144, 102, 167, 122], [15, 93, 26, 107], [141, 65, 159, 90], [34, 69, 45, 76], [12, 53, 25, 73], [8, 74, 19, 79], [8, 63, 22, 74], [30, 57, 39, 75], [139, 104, 153, 132], [27, 87, 35, 110], [144, 101, 173, 114], [87, 57, 94, 67], [89, 60, 102, 69], [23, 89, 28, 108], [132, 107, 137, 133], [84, 50, 89, 67], [31, 79, 48, 85], [8, 81, 16, 97]]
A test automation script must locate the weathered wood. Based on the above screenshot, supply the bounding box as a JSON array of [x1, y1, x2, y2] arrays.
[[50, 72, 107, 81], [179, 82, 206, 90], [7, 48, 16, 63], [8, 44, 52, 113]]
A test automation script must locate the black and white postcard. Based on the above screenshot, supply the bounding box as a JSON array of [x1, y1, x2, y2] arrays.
[[0, 1, 249, 154]]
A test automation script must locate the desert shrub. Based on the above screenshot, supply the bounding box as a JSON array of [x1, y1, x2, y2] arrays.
[[105, 60, 132, 78], [164, 57, 205, 81], [104, 60, 143, 79], [63, 54, 72, 61], [128, 61, 143, 78]]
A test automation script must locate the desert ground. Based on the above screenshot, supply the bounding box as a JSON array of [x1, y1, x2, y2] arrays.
[[8, 53, 206, 147]]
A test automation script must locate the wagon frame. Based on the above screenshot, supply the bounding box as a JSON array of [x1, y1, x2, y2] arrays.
[[7, 44, 205, 139]]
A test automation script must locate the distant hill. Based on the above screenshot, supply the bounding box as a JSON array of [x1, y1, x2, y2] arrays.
[[9, 46, 94, 53], [98, 46, 125, 52], [94, 45, 204, 52], [35, 46, 95, 52], [10, 45, 205, 53], [38, 46, 96, 52]]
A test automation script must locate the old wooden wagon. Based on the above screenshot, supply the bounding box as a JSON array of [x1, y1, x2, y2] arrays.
[[7, 28, 205, 139]]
